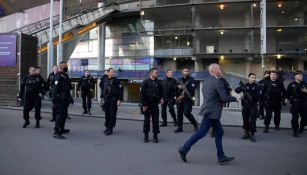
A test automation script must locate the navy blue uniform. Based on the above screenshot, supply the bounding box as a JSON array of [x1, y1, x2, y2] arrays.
[[47, 72, 57, 120], [52, 72, 73, 135], [161, 77, 177, 126], [77, 75, 95, 113], [102, 77, 123, 131], [140, 78, 163, 134], [19, 75, 45, 124], [176, 76, 198, 131], [261, 80, 286, 129], [235, 82, 260, 133], [287, 81, 307, 133]]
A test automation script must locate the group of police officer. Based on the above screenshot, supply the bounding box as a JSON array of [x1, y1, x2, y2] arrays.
[[18, 63, 306, 141], [235, 70, 306, 142]]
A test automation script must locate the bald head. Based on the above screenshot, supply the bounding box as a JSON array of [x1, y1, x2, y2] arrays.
[[208, 63, 223, 77]]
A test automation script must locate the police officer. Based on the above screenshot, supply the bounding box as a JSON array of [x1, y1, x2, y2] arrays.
[[258, 71, 270, 120], [235, 73, 260, 142], [160, 69, 177, 127], [261, 71, 286, 133], [77, 70, 95, 115], [102, 68, 123, 136], [140, 68, 163, 143], [52, 61, 74, 139], [46, 66, 58, 122], [174, 67, 198, 133], [99, 70, 108, 111], [18, 66, 45, 128], [287, 71, 307, 137]]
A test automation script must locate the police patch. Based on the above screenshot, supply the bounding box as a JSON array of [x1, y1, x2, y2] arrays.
[[55, 81, 58, 85]]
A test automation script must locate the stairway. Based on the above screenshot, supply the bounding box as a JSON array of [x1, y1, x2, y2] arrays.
[[0, 69, 19, 106]]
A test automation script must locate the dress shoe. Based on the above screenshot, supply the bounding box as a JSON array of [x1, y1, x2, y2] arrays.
[[178, 147, 187, 162], [218, 156, 235, 164], [160, 123, 167, 127], [35, 121, 40, 128], [22, 120, 30, 128], [174, 128, 183, 133]]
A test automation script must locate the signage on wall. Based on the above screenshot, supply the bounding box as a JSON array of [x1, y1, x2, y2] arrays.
[[0, 34, 17, 67]]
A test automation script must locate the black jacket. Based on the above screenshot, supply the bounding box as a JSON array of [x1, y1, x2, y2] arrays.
[[19, 74, 45, 99], [235, 82, 260, 106], [77, 75, 95, 92], [102, 77, 123, 100], [140, 78, 163, 106], [261, 79, 286, 103], [176, 76, 196, 100], [52, 72, 73, 104], [162, 77, 177, 101], [287, 81, 307, 104]]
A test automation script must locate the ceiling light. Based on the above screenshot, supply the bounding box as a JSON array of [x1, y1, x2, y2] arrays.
[[277, 54, 282, 59], [175, 36, 178, 40], [276, 28, 282, 32], [187, 41, 190, 46], [294, 18, 298, 21], [219, 4, 225, 10], [140, 10, 145, 16], [220, 55, 225, 61], [220, 30, 224, 35], [173, 57, 176, 61], [278, 3, 282, 8], [253, 3, 257, 7]]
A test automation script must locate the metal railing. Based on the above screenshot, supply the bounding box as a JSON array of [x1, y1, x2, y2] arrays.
[[11, 3, 119, 45]]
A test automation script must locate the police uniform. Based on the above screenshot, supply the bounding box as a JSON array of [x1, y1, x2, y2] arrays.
[[47, 72, 57, 121], [77, 75, 95, 114], [19, 74, 45, 128], [235, 82, 260, 141], [175, 76, 198, 133], [52, 72, 74, 139], [287, 80, 307, 137], [102, 76, 123, 135], [258, 77, 270, 119], [140, 78, 163, 143], [160, 76, 177, 126], [261, 79, 286, 132]]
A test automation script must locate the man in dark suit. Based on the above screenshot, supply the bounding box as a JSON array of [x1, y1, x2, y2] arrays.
[[178, 63, 238, 164]]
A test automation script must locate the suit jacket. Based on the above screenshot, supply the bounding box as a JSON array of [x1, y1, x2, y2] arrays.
[[198, 75, 237, 120]]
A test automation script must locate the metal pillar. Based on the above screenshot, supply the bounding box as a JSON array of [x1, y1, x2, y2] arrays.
[[57, 0, 64, 65], [260, 0, 267, 73], [47, 0, 54, 75], [97, 23, 106, 102]]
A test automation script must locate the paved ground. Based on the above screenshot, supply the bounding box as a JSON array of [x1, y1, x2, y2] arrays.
[[0, 108, 306, 175]]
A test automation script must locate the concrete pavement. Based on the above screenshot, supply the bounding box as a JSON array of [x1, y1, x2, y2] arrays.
[[0, 107, 306, 175]]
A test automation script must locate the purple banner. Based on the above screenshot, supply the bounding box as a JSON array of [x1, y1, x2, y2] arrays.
[[0, 34, 17, 67]]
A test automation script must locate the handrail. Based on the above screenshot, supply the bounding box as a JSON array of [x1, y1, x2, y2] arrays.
[[10, 2, 118, 34]]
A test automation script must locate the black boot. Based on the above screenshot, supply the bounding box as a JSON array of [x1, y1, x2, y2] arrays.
[[153, 133, 159, 143], [299, 127, 304, 134], [82, 110, 88, 114], [174, 127, 183, 133], [174, 120, 178, 127], [241, 130, 250, 139], [35, 120, 40, 128], [249, 132, 256, 142], [160, 122, 167, 127], [22, 120, 30, 128], [263, 126, 269, 133], [294, 130, 299, 138], [53, 129, 65, 139], [143, 133, 149, 143], [103, 128, 109, 134], [105, 128, 113, 136]]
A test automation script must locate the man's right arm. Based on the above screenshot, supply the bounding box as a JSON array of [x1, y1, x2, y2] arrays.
[[217, 79, 237, 102], [18, 77, 27, 99]]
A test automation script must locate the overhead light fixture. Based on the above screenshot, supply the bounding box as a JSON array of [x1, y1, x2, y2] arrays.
[[276, 28, 282, 32], [278, 3, 282, 8], [281, 10, 285, 14], [220, 55, 225, 61], [253, 3, 257, 7], [277, 54, 282, 59], [173, 57, 177, 61], [305, 48, 307, 51], [294, 18, 298, 21], [219, 4, 225, 10], [220, 30, 224, 35], [187, 41, 190, 46], [175, 36, 178, 40], [140, 10, 145, 16]]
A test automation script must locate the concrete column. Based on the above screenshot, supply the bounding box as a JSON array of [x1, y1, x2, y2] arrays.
[[47, 0, 55, 75], [98, 22, 106, 71], [57, 0, 64, 65]]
